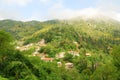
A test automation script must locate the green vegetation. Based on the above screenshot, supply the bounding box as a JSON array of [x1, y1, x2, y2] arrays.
[[0, 20, 59, 40], [0, 18, 120, 80]]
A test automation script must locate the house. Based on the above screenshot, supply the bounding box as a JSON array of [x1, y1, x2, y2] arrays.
[[56, 52, 65, 59], [73, 41, 78, 44], [68, 51, 79, 57], [57, 62, 62, 67], [18, 46, 28, 51], [41, 57, 54, 62], [26, 43, 33, 47], [16, 43, 33, 51], [85, 53, 91, 56], [32, 52, 48, 58], [65, 62, 73, 69], [32, 52, 40, 56], [37, 39, 46, 46], [16, 46, 20, 49]]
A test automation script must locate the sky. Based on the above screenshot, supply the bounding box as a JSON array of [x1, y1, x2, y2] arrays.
[[0, 0, 120, 21]]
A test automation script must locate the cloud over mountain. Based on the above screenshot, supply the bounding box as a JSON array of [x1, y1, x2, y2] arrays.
[[0, 0, 120, 21]]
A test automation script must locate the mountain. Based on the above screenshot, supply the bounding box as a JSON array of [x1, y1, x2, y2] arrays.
[[0, 17, 120, 52], [0, 19, 56, 40], [23, 17, 120, 53], [0, 17, 120, 80], [0, 19, 62, 41]]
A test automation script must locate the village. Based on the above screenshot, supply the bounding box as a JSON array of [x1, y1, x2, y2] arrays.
[[16, 39, 92, 69]]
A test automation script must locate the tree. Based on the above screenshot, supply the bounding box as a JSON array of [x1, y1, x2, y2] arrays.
[[38, 45, 59, 57], [0, 30, 15, 64], [111, 46, 120, 69], [111, 45, 120, 80], [90, 63, 117, 80], [74, 57, 87, 73], [0, 30, 14, 54], [63, 53, 73, 62], [0, 76, 8, 80]]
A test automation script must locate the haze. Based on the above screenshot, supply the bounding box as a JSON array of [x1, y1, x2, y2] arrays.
[[0, 0, 120, 21]]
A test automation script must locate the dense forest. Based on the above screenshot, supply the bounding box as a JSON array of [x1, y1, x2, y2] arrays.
[[0, 18, 120, 80]]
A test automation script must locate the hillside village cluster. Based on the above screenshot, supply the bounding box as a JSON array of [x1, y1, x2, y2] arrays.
[[16, 39, 91, 69]]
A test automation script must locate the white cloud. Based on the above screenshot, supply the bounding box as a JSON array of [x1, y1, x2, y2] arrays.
[[24, 13, 48, 21], [49, 7, 99, 19], [1, 0, 32, 6], [39, 0, 51, 3], [47, 0, 120, 21], [113, 13, 120, 21], [0, 0, 120, 21], [48, 1, 101, 20], [0, 9, 21, 20]]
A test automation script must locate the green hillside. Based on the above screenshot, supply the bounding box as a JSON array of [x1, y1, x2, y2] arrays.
[[0, 18, 120, 80], [24, 18, 120, 52], [0, 19, 59, 40]]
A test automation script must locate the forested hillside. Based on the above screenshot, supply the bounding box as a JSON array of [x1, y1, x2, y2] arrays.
[[25, 18, 120, 53], [0, 18, 120, 80], [0, 19, 59, 40]]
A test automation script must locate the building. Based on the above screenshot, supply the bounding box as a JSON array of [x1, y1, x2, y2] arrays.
[[68, 51, 79, 57], [41, 57, 54, 62], [85, 53, 91, 56], [56, 52, 65, 59], [65, 62, 73, 69]]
